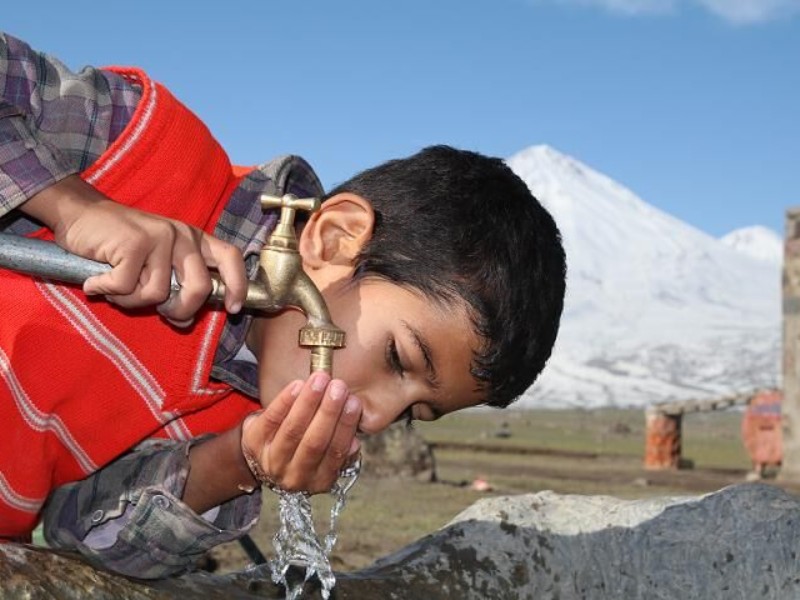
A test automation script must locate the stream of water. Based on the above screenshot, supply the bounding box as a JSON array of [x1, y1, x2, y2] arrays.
[[268, 457, 362, 599]]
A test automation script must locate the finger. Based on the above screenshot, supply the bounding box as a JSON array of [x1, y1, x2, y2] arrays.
[[267, 372, 331, 473], [200, 234, 247, 314], [83, 254, 143, 297], [107, 232, 174, 308], [310, 393, 362, 490], [160, 312, 195, 329], [290, 380, 352, 475], [245, 379, 304, 450], [158, 230, 212, 321]]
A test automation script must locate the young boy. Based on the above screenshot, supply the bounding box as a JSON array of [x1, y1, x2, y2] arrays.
[[0, 32, 566, 577]]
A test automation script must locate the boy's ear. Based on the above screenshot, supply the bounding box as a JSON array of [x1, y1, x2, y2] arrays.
[[299, 192, 374, 273]]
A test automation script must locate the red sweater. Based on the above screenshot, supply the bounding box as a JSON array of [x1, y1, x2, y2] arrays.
[[0, 68, 257, 538]]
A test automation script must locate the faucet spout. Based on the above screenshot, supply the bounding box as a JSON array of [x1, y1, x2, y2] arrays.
[[289, 271, 345, 373]]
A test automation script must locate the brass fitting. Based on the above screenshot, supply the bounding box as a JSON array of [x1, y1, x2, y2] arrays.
[[211, 194, 345, 374]]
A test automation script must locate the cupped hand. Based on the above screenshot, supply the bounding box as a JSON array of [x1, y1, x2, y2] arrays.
[[241, 374, 363, 495]]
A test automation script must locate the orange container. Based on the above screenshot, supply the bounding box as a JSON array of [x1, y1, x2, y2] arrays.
[[742, 390, 783, 473], [644, 411, 682, 470]]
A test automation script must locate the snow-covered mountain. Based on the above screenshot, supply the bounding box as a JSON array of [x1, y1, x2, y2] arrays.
[[507, 145, 781, 408], [721, 226, 783, 265]]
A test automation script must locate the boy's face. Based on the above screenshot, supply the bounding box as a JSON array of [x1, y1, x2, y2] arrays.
[[255, 278, 484, 434], [253, 191, 485, 434]]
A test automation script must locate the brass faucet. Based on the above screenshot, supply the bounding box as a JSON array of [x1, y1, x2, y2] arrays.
[[210, 194, 345, 374]]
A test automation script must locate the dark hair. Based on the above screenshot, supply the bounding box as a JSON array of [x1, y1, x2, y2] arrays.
[[325, 145, 566, 408]]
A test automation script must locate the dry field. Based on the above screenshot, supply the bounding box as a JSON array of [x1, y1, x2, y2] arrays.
[[209, 406, 799, 574]]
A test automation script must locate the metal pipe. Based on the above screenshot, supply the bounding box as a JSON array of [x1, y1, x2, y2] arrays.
[[0, 232, 125, 286]]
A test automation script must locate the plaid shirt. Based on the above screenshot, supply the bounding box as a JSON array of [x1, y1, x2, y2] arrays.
[[0, 32, 323, 576], [42, 438, 262, 579]]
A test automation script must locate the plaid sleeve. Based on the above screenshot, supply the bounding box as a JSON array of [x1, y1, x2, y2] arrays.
[[0, 32, 140, 215], [0, 103, 74, 213], [41, 438, 262, 580]]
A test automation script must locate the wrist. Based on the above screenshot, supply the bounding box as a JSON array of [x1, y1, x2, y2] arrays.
[[182, 418, 259, 514], [236, 413, 263, 494], [240, 411, 281, 493], [20, 174, 96, 233]]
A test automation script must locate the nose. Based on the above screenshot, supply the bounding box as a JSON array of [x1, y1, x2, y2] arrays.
[[357, 407, 395, 435], [356, 391, 408, 435]]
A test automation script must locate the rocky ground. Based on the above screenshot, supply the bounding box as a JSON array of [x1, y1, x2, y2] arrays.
[[7, 407, 800, 599], [208, 406, 799, 574]]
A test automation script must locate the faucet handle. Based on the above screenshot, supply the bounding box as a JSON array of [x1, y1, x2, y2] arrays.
[[260, 194, 322, 248], [260, 194, 321, 227]]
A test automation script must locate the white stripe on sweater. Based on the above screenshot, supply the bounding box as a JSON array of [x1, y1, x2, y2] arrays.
[[191, 311, 228, 396], [37, 283, 191, 441], [86, 74, 158, 186], [0, 347, 97, 474], [0, 471, 44, 514]]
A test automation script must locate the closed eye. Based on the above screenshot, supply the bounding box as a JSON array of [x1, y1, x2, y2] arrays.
[[386, 337, 405, 377]]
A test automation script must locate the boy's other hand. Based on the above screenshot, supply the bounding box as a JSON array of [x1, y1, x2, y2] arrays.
[[20, 175, 247, 321], [241, 374, 362, 495]]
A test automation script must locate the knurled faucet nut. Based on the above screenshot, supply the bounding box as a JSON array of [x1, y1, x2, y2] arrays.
[[298, 327, 346, 348]]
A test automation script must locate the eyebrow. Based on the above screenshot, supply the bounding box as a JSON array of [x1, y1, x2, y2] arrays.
[[401, 320, 442, 394]]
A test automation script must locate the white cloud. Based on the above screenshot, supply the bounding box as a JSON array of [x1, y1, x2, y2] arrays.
[[697, 0, 800, 24], [534, 0, 800, 23]]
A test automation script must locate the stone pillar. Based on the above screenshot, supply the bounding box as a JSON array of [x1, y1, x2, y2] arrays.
[[781, 208, 800, 481], [644, 409, 682, 470]]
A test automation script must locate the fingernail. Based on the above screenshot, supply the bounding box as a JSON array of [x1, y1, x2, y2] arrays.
[[166, 317, 194, 329], [348, 437, 361, 455], [311, 371, 331, 392], [229, 301, 242, 314], [329, 380, 347, 401], [344, 394, 361, 415], [290, 380, 303, 396]]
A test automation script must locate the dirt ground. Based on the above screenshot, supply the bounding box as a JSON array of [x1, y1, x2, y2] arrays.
[[208, 407, 800, 574]]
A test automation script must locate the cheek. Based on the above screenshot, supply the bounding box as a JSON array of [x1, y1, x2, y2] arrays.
[[326, 319, 405, 432], [331, 327, 384, 386], [330, 344, 364, 387]]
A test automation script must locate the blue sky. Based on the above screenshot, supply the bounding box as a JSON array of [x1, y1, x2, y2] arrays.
[[6, 0, 798, 237]]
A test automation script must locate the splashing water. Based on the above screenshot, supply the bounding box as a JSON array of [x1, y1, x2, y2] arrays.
[[269, 457, 362, 599]]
